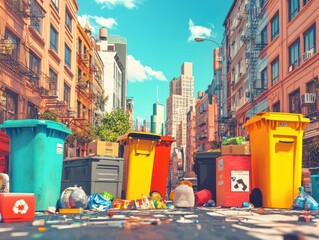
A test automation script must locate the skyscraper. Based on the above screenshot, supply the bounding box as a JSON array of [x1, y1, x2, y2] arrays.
[[151, 102, 164, 135], [165, 62, 195, 149]]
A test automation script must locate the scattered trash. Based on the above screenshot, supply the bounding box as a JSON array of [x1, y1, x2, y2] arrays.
[[292, 186, 318, 210], [32, 219, 45, 227], [60, 186, 88, 209], [59, 208, 84, 215], [195, 189, 212, 206], [87, 193, 112, 211]]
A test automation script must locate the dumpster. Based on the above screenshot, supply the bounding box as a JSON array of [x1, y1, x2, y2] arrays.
[[193, 151, 221, 202], [0, 119, 71, 211], [150, 136, 175, 199], [244, 112, 310, 208], [61, 156, 124, 199], [117, 132, 160, 200]]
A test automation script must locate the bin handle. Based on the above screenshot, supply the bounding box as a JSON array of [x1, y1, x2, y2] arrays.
[[135, 139, 155, 155], [279, 140, 294, 144]]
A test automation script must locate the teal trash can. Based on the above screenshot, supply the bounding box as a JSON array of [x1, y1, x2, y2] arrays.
[[0, 119, 71, 211], [310, 174, 319, 204]]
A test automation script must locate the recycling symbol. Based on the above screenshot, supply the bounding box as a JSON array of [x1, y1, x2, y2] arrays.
[[12, 199, 29, 214]]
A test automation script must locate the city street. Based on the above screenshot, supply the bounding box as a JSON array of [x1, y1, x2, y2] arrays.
[[0, 207, 319, 240]]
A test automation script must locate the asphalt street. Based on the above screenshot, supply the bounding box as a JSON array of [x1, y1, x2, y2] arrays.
[[0, 207, 319, 240]]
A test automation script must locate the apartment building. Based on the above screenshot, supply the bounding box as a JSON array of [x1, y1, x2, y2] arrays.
[[0, 0, 78, 124], [220, 0, 319, 164], [186, 106, 196, 178]]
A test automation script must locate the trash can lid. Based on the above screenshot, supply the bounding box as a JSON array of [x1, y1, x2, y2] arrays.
[[160, 135, 176, 142], [117, 131, 161, 142], [194, 151, 221, 161], [0, 119, 71, 134], [243, 112, 310, 128]]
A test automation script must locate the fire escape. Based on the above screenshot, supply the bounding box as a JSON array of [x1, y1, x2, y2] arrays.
[[1, 0, 46, 92], [242, 0, 261, 115]]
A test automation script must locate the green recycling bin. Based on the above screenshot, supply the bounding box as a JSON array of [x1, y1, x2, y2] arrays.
[[0, 119, 71, 211]]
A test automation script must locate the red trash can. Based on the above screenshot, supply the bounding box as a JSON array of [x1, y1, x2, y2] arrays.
[[0, 132, 9, 173], [150, 136, 175, 199]]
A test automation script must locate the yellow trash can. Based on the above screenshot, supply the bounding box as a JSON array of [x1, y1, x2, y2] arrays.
[[243, 112, 309, 208], [117, 132, 161, 200]]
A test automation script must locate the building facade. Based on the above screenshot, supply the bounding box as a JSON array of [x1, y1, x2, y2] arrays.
[[219, 0, 319, 166], [96, 28, 126, 113]]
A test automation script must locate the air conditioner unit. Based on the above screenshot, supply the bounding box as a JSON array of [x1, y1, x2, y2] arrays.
[[288, 64, 294, 72], [216, 56, 223, 62], [301, 93, 316, 104], [231, 25, 237, 31], [303, 48, 314, 61]]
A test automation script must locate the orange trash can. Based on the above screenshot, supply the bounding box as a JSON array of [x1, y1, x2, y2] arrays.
[[150, 136, 175, 199]]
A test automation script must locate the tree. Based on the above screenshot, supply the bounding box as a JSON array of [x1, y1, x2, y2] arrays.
[[95, 108, 131, 142]]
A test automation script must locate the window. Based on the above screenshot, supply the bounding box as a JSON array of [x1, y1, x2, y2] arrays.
[[260, 26, 267, 49], [29, 51, 40, 76], [303, 0, 310, 5], [304, 24, 316, 53], [64, 44, 71, 68], [273, 101, 280, 112], [261, 67, 268, 90], [289, 0, 300, 22], [50, 25, 58, 52], [50, 0, 59, 11], [49, 68, 58, 91], [289, 39, 300, 67], [260, 0, 267, 8], [27, 102, 38, 119], [3, 90, 18, 121], [305, 80, 316, 115], [65, 9, 72, 32], [271, 57, 279, 85], [289, 89, 300, 113], [64, 83, 70, 107], [4, 30, 20, 61], [30, 0, 43, 33], [78, 38, 82, 54], [271, 12, 279, 40]]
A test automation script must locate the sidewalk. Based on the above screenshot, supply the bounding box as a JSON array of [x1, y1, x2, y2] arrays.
[[0, 207, 318, 240]]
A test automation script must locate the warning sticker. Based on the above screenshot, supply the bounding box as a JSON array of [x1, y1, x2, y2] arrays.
[[231, 170, 249, 192], [57, 143, 63, 155]]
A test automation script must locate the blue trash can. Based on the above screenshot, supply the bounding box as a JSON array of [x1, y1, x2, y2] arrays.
[[0, 119, 71, 211]]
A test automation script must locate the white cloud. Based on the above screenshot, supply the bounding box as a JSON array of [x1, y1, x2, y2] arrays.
[[127, 55, 167, 83], [77, 15, 118, 34], [187, 19, 212, 42], [94, 0, 142, 9]]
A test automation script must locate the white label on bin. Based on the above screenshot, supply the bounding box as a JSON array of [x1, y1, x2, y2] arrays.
[[56, 143, 63, 154], [279, 122, 288, 127], [218, 159, 224, 171], [231, 170, 249, 192]]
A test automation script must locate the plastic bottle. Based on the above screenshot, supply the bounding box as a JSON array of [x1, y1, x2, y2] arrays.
[[173, 184, 195, 208]]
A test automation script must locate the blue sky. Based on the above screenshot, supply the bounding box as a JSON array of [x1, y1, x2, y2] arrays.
[[77, 0, 234, 123]]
